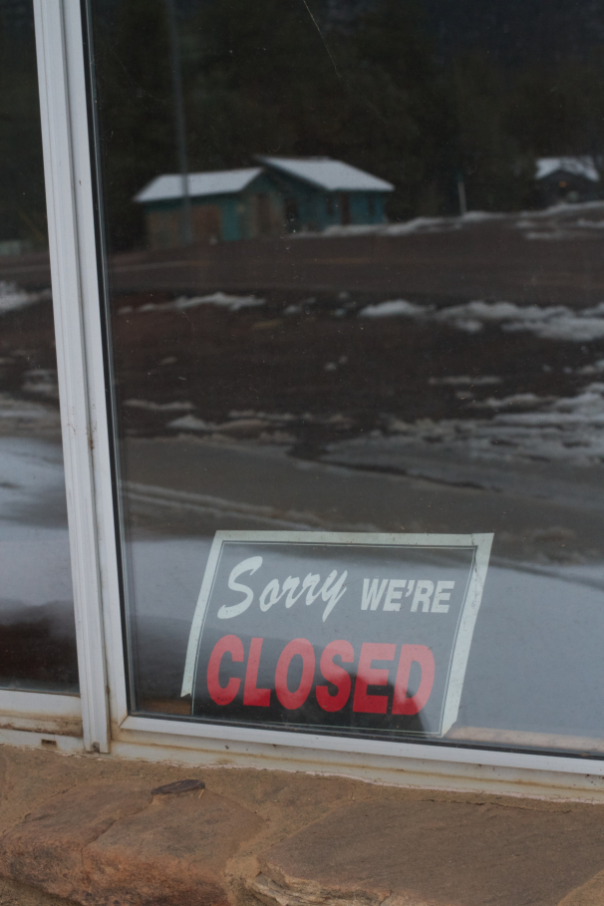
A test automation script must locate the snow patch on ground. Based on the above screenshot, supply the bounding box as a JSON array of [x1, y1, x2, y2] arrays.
[[296, 201, 604, 240], [121, 292, 265, 315], [0, 393, 60, 435], [0, 282, 50, 316], [345, 382, 604, 467], [468, 392, 550, 411], [429, 375, 502, 387], [359, 299, 426, 318], [125, 399, 194, 412], [357, 297, 604, 342], [21, 369, 59, 400], [299, 210, 508, 239], [167, 415, 212, 432]]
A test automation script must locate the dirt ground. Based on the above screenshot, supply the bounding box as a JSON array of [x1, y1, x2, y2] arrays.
[[112, 289, 595, 448]]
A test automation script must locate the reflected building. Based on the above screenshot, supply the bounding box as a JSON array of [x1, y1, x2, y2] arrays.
[[535, 156, 602, 206], [135, 157, 393, 247]]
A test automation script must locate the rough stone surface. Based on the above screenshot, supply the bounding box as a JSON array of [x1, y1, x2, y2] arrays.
[[0, 784, 151, 900], [1, 747, 604, 906], [252, 799, 604, 906], [0, 878, 73, 906], [558, 869, 604, 906], [0, 780, 262, 906], [83, 788, 264, 906]]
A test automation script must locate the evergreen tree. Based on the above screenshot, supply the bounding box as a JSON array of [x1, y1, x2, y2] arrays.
[[95, 0, 173, 251], [90, 0, 604, 248], [0, 2, 47, 248], [451, 54, 534, 211]]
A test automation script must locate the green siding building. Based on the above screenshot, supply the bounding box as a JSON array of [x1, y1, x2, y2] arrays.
[[258, 156, 393, 233], [135, 158, 394, 247], [135, 168, 285, 248]]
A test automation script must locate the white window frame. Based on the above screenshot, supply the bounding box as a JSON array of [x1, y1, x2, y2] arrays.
[[27, 0, 604, 798]]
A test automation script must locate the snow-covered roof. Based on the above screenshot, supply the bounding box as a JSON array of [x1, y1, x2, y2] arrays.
[[258, 156, 394, 192], [134, 168, 263, 203], [536, 157, 600, 183]]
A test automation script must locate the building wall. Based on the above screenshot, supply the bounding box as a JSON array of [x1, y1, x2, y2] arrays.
[[145, 197, 226, 248], [349, 192, 386, 225], [143, 176, 287, 247], [219, 196, 241, 242], [240, 173, 285, 239], [143, 180, 387, 247], [263, 169, 388, 232], [146, 205, 181, 249], [536, 172, 601, 208]]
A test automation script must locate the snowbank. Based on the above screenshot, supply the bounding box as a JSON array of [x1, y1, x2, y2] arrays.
[[0, 281, 50, 315], [121, 292, 265, 315], [357, 297, 604, 343]]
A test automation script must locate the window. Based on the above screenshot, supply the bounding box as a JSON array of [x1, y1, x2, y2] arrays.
[[0, 0, 77, 695], [16, 0, 604, 786]]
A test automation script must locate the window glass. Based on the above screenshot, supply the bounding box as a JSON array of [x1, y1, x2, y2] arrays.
[[88, 0, 604, 755], [0, 0, 78, 693]]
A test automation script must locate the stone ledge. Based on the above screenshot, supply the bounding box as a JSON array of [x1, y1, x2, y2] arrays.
[[1, 747, 604, 906], [249, 798, 604, 906], [0, 780, 263, 906]]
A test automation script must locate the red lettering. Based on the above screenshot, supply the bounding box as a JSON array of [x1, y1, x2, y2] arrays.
[[275, 638, 315, 710], [207, 635, 243, 705], [392, 645, 435, 715], [352, 642, 396, 713], [316, 640, 354, 712], [243, 637, 271, 706]]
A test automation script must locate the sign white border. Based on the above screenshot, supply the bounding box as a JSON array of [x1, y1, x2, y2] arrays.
[[181, 531, 493, 738]]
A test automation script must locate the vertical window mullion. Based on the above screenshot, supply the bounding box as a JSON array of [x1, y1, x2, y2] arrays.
[[32, 0, 119, 752]]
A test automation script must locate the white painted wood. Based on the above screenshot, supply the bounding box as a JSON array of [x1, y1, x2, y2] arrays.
[[33, 0, 113, 752], [65, 0, 130, 734], [119, 714, 604, 778], [0, 691, 80, 718], [0, 690, 82, 736], [0, 728, 84, 754], [111, 726, 604, 802]]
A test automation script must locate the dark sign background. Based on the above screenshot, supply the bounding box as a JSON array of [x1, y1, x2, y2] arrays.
[[188, 538, 480, 739]]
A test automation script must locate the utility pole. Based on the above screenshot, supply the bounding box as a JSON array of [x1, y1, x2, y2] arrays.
[[165, 0, 193, 245]]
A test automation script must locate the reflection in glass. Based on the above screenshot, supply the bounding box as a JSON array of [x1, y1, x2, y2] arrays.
[[88, 0, 604, 754], [0, 0, 78, 692]]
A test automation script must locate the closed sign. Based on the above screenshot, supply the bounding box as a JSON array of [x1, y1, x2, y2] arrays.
[[181, 531, 492, 739]]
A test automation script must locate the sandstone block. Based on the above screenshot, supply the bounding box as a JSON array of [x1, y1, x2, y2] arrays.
[[0, 784, 151, 900], [84, 787, 263, 906], [252, 799, 604, 906], [0, 781, 263, 906]]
